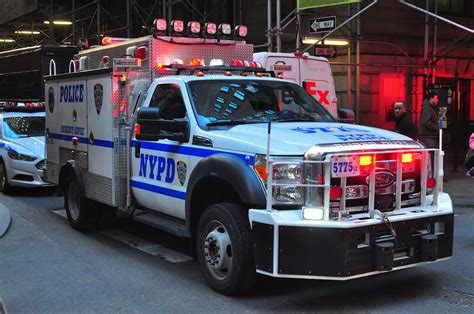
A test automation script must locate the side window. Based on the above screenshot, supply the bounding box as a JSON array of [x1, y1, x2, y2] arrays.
[[149, 83, 186, 120]]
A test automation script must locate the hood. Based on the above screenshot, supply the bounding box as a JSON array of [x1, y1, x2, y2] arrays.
[[203, 122, 417, 155], [7, 136, 45, 159]]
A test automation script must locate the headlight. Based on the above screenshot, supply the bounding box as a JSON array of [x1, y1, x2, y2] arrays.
[[7, 151, 37, 161], [254, 154, 303, 206]]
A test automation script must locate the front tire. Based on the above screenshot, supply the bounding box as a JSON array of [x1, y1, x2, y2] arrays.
[[64, 175, 97, 230], [196, 203, 256, 295], [0, 161, 13, 194]]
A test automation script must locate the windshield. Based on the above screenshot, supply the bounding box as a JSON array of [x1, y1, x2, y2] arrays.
[[187, 79, 335, 127], [3, 116, 45, 138]]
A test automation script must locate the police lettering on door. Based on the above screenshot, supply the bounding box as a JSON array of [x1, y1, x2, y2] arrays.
[[139, 153, 178, 184], [60, 84, 84, 103]]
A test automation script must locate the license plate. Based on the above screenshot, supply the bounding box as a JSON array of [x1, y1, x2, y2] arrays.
[[331, 156, 360, 178]]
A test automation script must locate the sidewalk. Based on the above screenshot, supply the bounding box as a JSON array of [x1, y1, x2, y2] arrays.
[[444, 170, 474, 208]]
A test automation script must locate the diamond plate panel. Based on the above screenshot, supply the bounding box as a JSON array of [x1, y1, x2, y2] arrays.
[[78, 37, 152, 72], [84, 172, 114, 205], [150, 38, 253, 78]]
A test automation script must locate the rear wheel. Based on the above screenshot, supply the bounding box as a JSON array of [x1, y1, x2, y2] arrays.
[[196, 203, 256, 295], [0, 161, 13, 194], [64, 175, 98, 230]]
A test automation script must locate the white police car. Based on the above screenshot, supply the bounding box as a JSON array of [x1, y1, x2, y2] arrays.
[[0, 108, 48, 193]]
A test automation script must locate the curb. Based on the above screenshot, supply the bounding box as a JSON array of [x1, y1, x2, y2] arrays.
[[0, 202, 11, 237]]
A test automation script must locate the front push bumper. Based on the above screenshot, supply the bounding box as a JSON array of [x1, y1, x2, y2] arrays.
[[249, 193, 454, 280]]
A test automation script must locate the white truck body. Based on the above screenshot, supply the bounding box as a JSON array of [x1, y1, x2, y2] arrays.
[[44, 34, 453, 295], [253, 52, 338, 117]]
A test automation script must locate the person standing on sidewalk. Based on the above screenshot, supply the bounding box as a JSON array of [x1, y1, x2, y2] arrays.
[[419, 92, 439, 148], [393, 101, 418, 139], [470, 133, 474, 149]]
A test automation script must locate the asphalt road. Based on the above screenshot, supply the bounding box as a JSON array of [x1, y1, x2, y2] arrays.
[[0, 188, 473, 313]]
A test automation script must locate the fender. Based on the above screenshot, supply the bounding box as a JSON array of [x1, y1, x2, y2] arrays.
[[59, 159, 86, 197], [185, 153, 266, 229]]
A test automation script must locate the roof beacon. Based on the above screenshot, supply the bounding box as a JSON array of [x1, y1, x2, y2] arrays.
[[153, 18, 167, 36], [187, 21, 201, 37], [234, 25, 248, 40], [170, 20, 184, 36], [203, 23, 217, 39], [218, 23, 232, 39]]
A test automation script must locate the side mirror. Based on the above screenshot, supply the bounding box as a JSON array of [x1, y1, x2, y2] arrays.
[[337, 108, 355, 124], [136, 107, 189, 142]]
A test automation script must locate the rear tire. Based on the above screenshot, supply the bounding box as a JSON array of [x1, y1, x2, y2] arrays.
[[0, 161, 13, 195], [64, 175, 98, 230], [196, 203, 256, 295]]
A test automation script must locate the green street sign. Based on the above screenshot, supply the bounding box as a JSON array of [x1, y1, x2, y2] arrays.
[[297, 0, 361, 10]]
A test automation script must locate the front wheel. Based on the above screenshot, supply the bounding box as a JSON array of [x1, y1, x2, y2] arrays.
[[0, 161, 13, 194], [196, 203, 256, 295]]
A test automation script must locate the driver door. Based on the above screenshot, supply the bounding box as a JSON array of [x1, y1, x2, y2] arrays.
[[131, 83, 190, 219]]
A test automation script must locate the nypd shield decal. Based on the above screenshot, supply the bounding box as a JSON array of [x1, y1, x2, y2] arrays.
[[94, 83, 103, 115], [177, 160, 187, 186]]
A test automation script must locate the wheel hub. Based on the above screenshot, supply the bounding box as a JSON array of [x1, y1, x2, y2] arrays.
[[204, 222, 232, 279]]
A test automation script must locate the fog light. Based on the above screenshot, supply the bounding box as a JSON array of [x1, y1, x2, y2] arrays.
[[303, 207, 324, 220]]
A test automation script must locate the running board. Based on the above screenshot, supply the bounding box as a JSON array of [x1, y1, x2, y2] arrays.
[[133, 210, 190, 238]]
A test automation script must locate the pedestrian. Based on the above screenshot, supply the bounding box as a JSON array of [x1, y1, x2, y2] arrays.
[[393, 101, 417, 139], [466, 132, 474, 177], [418, 92, 439, 148]]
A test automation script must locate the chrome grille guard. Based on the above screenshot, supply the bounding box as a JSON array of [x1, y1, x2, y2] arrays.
[[265, 148, 444, 221]]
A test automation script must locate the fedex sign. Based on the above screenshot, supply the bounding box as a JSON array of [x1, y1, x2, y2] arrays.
[[302, 81, 329, 105]]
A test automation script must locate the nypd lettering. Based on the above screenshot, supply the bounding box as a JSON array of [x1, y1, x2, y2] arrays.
[[60, 84, 84, 103], [139, 153, 175, 183], [291, 126, 391, 142], [291, 126, 371, 134]]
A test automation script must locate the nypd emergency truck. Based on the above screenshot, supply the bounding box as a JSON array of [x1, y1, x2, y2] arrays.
[[44, 19, 453, 295]]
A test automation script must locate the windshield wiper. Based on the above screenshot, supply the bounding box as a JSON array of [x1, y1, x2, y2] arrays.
[[270, 117, 315, 122], [206, 119, 264, 127]]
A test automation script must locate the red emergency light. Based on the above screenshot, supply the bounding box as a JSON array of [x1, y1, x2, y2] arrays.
[[218, 23, 232, 39], [234, 25, 248, 40], [230, 59, 245, 67], [102, 37, 129, 45], [154, 18, 167, 36], [186, 21, 201, 37], [136, 46, 147, 60], [170, 20, 184, 36], [203, 23, 217, 38]]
